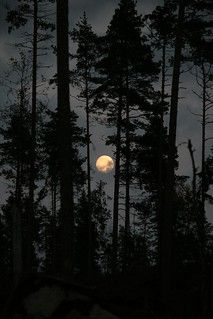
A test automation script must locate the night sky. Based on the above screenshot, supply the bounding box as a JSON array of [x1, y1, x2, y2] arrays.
[[0, 0, 212, 222]]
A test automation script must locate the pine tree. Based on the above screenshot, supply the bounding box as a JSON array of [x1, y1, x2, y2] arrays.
[[161, 0, 186, 300], [94, 0, 158, 271], [145, 0, 176, 267], [71, 12, 98, 279], [144, 0, 213, 302], [56, 0, 74, 275], [0, 197, 14, 305], [133, 99, 169, 266], [40, 108, 86, 273], [0, 52, 32, 281], [75, 181, 110, 277], [95, 0, 158, 271], [6, 0, 55, 273]]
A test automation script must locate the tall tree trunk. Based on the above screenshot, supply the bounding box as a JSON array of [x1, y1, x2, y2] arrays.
[[85, 72, 92, 280], [112, 94, 122, 272], [157, 37, 166, 270], [57, 0, 74, 275], [200, 62, 207, 319], [161, 1, 185, 300], [201, 62, 206, 221], [26, 0, 38, 273], [13, 83, 25, 283], [124, 74, 130, 272]]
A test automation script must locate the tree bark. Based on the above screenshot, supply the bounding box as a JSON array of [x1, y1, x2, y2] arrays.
[[57, 0, 74, 275]]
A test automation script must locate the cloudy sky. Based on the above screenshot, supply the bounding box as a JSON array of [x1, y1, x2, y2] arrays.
[[0, 0, 212, 222]]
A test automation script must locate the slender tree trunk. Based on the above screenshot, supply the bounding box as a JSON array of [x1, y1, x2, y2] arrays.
[[13, 83, 25, 283], [112, 94, 122, 272], [124, 74, 130, 272], [158, 37, 166, 269], [161, 1, 185, 300], [26, 0, 38, 273], [13, 159, 23, 285], [201, 62, 206, 220], [57, 0, 74, 275], [85, 72, 92, 280], [200, 62, 207, 319], [51, 178, 57, 273], [195, 63, 207, 264], [188, 139, 197, 199]]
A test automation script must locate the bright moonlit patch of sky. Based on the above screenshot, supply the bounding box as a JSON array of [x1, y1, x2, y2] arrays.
[[0, 0, 213, 223]]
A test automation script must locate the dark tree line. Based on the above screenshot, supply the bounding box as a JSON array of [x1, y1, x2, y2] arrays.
[[0, 0, 213, 318]]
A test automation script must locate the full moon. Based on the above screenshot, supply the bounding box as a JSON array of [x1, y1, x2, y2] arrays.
[[96, 155, 114, 173]]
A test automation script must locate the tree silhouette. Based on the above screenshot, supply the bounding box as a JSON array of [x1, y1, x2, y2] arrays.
[[0, 52, 32, 281], [71, 12, 98, 279], [161, 0, 185, 300], [95, 0, 159, 272], [6, 0, 55, 273], [56, 0, 74, 275], [40, 109, 85, 273]]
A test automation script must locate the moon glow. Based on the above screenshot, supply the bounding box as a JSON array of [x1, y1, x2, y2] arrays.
[[96, 155, 114, 173]]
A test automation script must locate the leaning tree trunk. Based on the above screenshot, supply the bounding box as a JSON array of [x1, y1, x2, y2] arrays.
[[56, 0, 74, 275], [188, 139, 197, 200], [161, 1, 185, 301], [26, 0, 38, 273], [112, 94, 122, 273]]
